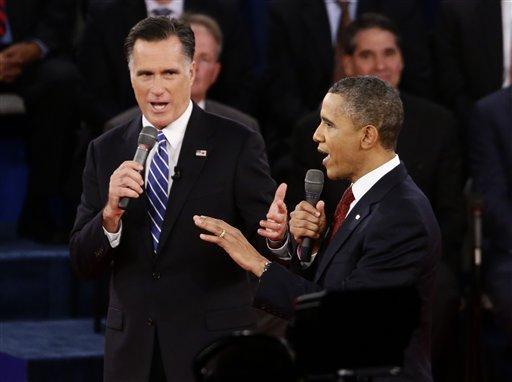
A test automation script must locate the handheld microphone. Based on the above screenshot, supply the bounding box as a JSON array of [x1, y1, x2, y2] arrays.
[[300, 169, 324, 262], [118, 125, 158, 209]]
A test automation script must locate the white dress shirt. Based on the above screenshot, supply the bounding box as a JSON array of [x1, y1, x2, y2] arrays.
[[324, 0, 358, 45], [270, 155, 401, 266], [502, 0, 512, 87], [103, 100, 193, 247]]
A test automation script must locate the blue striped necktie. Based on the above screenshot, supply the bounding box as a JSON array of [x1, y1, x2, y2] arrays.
[[147, 131, 170, 253]]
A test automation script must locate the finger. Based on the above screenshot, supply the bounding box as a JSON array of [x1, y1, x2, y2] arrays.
[[114, 187, 140, 199], [117, 176, 144, 194], [296, 201, 321, 217], [259, 219, 283, 231], [257, 228, 283, 241], [119, 160, 144, 172], [290, 210, 320, 225], [115, 167, 144, 186], [193, 215, 224, 236], [316, 200, 325, 216], [273, 183, 287, 202], [290, 219, 321, 236], [199, 233, 223, 245]]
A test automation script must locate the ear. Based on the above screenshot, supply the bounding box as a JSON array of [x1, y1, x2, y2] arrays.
[[360, 125, 379, 149], [189, 60, 196, 82], [211, 62, 221, 84], [341, 55, 354, 76]]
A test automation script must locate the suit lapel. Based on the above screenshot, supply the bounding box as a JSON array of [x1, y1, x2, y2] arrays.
[[314, 164, 409, 282], [156, 104, 214, 254]]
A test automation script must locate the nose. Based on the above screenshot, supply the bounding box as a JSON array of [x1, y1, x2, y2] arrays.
[[313, 123, 323, 143], [150, 76, 165, 97], [375, 55, 386, 71]]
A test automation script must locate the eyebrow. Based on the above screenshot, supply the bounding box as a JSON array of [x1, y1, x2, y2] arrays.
[[321, 115, 335, 125]]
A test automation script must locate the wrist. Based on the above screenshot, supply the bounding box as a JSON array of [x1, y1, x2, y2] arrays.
[[102, 205, 122, 233], [253, 257, 271, 278]]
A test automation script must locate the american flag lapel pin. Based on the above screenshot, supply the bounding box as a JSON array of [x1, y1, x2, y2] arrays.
[[195, 149, 207, 157]]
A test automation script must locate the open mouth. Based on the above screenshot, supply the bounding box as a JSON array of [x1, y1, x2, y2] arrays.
[[318, 148, 330, 166], [150, 102, 169, 112]]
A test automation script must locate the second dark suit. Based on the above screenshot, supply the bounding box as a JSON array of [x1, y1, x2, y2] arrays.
[[69, 104, 275, 381], [256, 163, 441, 381]]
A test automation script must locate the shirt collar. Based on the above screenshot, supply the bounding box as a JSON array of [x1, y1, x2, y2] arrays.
[[197, 99, 206, 110], [142, 100, 193, 151], [351, 154, 400, 201]]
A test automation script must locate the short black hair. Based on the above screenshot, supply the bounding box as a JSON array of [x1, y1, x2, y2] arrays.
[[342, 13, 401, 55], [329, 76, 403, 150], [124, 16, 195, 63]]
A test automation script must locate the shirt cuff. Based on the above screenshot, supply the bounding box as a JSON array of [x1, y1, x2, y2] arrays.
[[31, 38, 49, 58], [267, 234, 291, 260], [103, 221, 122, 248]]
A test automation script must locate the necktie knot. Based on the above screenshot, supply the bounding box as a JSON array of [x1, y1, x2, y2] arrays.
[[152, 8, 173, 18], [157, 131, 167, 144]]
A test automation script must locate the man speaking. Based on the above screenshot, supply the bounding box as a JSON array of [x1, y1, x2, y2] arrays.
[[69, 17, 275, 382], [195, 76, 441, 381]]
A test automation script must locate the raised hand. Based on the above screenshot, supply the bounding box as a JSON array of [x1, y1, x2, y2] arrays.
[[102, 161, 144, 232], [257, 183, 288, 243]]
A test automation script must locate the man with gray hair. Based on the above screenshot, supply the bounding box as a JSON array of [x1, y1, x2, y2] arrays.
[[70, 17, 275, 382], [194, 76, 441, 381]]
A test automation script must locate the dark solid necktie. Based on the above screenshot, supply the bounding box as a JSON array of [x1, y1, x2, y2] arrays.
[[329, 185, 354, 240], [147, 131, 170, 254]]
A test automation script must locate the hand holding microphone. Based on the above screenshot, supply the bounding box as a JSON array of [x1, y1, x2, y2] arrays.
[[102, 126, 158, 232], [289, 169, 326, 262]]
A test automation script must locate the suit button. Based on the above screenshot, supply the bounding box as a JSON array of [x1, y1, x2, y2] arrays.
[[152, 272, 161, 280], [147, 318, 154, 326]]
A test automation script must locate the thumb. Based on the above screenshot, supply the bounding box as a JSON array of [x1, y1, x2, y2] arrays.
[[274, 183, 287, 202], [316, 200, 325, 216]]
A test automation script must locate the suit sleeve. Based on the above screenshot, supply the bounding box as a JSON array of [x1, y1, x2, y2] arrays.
[[32, 0, 77, 54], [469, 101, 512, 252], [254, 198, 439, 319], [69, 141, 116, 280]]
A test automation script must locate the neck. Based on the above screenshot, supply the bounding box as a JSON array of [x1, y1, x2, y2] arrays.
[[351, 149, 396, 183]]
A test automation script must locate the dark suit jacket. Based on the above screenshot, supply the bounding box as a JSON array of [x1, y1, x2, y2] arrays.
[[4, 0, 76, 53], [289, 92, 465, 272], [433, 0, 503, 111], [469, 86, 512, 254], [69, 104, 276, 381], [77, 0, 254, 127], [255, 164, 441, 382], [263, 0, 433, 140]]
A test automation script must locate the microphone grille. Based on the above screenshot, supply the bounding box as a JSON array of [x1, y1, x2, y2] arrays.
[[138, 125, 158, 149], [305, 169, 324, 195]]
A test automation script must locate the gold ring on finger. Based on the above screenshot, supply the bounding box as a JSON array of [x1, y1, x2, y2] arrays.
[[218, 229, 226, 238]]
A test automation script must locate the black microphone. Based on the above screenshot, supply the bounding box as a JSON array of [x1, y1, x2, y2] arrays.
[[171, 166, 182, 180], [300, 169, 324, 262], [118, 125, 158, 209]]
